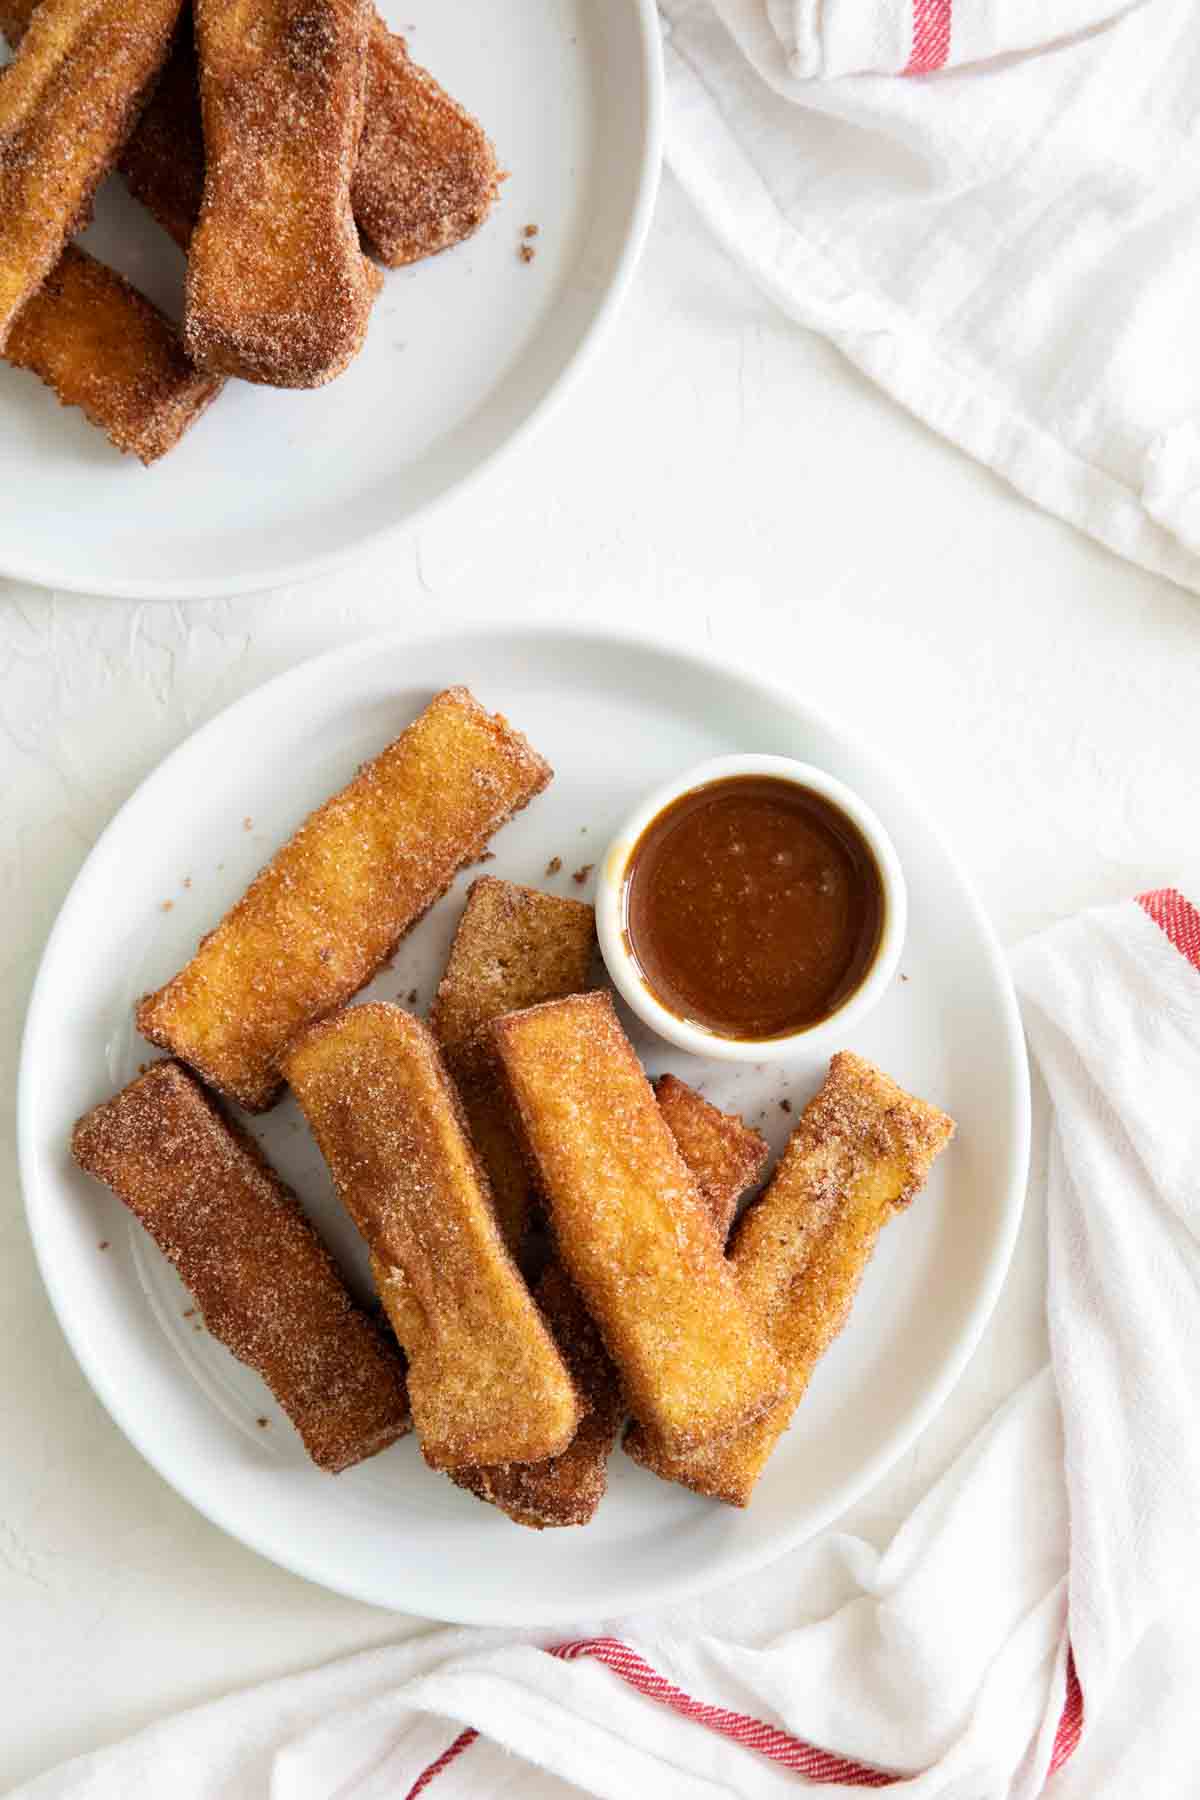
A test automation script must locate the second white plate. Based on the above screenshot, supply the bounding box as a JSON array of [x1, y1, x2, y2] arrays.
[[19, 624, 1029, 1624]]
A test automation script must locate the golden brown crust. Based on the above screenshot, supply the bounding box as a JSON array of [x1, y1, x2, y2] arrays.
[[186, 0, 380, 388], [118, 20, 207, 251], [454, 1080, 770, 1528], [71, 1060, 411, 1473], [283, 1003, 583, 1471], [5, 244, 222, 463], [652, 1074, 769, 1242], [431, 877, 597, 1071], [444, 1069, 534, 1257], [430, 876, 596, 1251], [353, 27, 499, 267], [625, 1052, 955, 1506], [493, 992, 784, 1457], [136, 687, 552, 1113], [0, 0, 182, 348], [0, 4, 202, 249], [449, 1261, 620, 1528]]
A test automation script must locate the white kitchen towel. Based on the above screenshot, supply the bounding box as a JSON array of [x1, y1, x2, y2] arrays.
[[661, 0, 1200, 596], [8, 888, 1199, 1800]]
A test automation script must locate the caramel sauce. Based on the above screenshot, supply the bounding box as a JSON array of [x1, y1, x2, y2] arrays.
[[624, 776, 884, 1040]]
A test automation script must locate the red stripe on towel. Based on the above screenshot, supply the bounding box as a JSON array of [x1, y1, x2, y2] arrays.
[[1138, 887, 1200, 972], [404, 1727, 478, 1797], [405, 1633, 1084, 1795], [1048, 1649, 1084, 1776], [545, 1637, 897, 1784], [905, 0, 952, 73]]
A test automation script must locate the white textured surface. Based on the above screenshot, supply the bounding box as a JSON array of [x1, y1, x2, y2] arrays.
[[3, 174, 1199, 1789]]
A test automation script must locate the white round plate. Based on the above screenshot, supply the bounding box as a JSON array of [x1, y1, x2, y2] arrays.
[[19, 625, 1029, 1625], [0, 3, 661, 600]]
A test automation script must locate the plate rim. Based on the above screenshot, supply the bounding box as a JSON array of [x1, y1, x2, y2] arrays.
[[0, 1, 664, 603], [17, 620, 1031, 1623]]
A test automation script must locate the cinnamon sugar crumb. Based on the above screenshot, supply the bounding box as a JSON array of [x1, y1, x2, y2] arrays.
[[407, 988, 418, 1004], [160, 900, 174, 913], [98, 1240, 110, 1251], [779, 1099, 792, 1113], [545, 856, 562, 876], [519, 243, 536, 264], [572, 864, 593, 885], [257, 1416, 270, 1428]]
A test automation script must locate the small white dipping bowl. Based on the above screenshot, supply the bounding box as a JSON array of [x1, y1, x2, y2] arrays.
[[596, 754, 908, 1062]]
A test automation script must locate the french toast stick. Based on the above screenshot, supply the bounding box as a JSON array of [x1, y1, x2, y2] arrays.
[[5, 244, 221, 462], [137, 687, 551, 1113], [72, 1060, 410, 1472], [429, 876, 596, 1251], [453, 1080, 768, 1528], [626, 1053, 955, 1505], [652, 1073, 770, 1243], [353, 25, 499, 266], [284, 1004, 583, 1471], [186, 0, 380, 387], [0, 0, 182, 348], [448, 1258, 620, 1529], [494, 992, 784, 1456]]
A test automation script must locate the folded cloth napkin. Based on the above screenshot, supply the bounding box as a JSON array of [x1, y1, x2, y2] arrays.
[[661, 0, 1200, 596], [11, 889, 1199, 1800]]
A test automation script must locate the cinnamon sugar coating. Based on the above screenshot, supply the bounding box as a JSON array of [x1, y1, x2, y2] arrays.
[[0, 0, 201, 245], [137, 687, 551, 1112], [652, 1073, 769, 1242], [283, 1004, 583, 1471], [0, 0, 182, 349], [354, 27, 499, 267], [185, 0, 380, 388], [71, 1060, 410, 1473], [432, 878, 597, 1072], [494, 992, 784, 1457], [430, 876, 596, 1250], [449, 1260, 619, 1528], [117, 18, 208, 251], [625, 1052, 955, 1505], [454, 1079, 769, 1528], [5, 245, 221, 462]]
